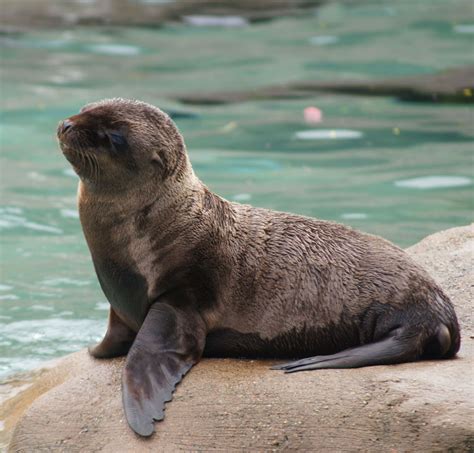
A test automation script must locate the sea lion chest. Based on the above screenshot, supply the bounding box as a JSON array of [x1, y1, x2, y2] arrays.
[[79, 193, 152, 331]]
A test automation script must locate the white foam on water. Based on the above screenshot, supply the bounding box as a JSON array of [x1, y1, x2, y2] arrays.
[[31, 305, 55, 312], [1, 318, 105, 345], [57, 311, 74, 317], [295, 129, 364, 140], [0, 357, 51, 380], [233, 193, 252, 202], [95, 302, 110, 311], [309, 35, 339, 45], [0, 295, 18, 301], [41, 277, 90, 287], [183, 15, 249, 27], [49, 68, 84, 85], [454, 24, 474, 34], [0, 215, 23, 229], [27, 172, 47, 181], [0, 212, 62, 234], [0, 284, 13, 291], [340, 213, 368, 220], [0, 207, 23, 214], [24, 222, 63, 234], [60, 209, 79, 219], [88, 44, 141, 56], [395, 176, 472, 189]]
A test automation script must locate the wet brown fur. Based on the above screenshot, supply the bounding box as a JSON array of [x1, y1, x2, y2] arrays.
[[58, 98, 461, 435]]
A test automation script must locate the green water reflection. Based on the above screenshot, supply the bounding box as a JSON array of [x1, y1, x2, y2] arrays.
[[0, 0, 473, 378]]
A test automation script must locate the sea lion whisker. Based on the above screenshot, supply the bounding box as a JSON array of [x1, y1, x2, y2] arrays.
[[92, 153, 101, 185], [78, 148, 85, 172], [86, 153, 97, 183], [84, 153, 92, 180]]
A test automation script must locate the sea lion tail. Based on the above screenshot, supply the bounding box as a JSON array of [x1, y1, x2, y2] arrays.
[[425, 293, 461, 360]]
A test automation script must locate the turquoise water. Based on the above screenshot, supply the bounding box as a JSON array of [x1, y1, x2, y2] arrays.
[[0, 0, 473, 379]]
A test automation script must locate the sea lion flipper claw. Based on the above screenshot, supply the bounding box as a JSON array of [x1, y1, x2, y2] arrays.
[[122, 303, 206, 437], [89, 307, 136, 359]]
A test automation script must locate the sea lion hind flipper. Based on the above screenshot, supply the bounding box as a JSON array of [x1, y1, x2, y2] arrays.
[[272, 326, 428, 373], [122, 303, 206, 437], [89, 307, 136, 359]]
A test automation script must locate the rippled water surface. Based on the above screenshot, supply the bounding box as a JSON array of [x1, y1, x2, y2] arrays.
[[1, 0, 473, 378]]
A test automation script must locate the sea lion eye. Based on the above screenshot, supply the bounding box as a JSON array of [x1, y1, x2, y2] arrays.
[[108, 131, 128, 153]]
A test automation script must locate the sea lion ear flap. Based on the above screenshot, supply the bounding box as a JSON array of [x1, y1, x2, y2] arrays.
[[151, 151, 165, 172]]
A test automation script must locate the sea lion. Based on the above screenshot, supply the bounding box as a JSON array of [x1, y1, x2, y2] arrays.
[[57, 98, 461, 437]]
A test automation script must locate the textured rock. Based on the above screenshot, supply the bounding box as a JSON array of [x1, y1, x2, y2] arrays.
[[4, 224, 474, 452], [0, 0, 324, 30], [175, 67, 474, 105]]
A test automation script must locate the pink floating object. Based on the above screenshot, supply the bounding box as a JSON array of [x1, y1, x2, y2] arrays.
[[304, 106, 323, 125]]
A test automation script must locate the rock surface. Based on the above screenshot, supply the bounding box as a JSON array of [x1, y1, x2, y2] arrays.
[[175, 67, 474, 105], [4, 224, 474, 452], [0, 0, 324, 30]]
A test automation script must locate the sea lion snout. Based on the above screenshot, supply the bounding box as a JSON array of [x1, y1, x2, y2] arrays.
[[57, 118, 77, 155], [58, 119, 74, 136]]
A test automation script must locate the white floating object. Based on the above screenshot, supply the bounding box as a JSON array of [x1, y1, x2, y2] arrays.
[[453, 24, 474, 34], [88, 44, 141, 56], [309, 35, 339, 46], [395, 176, 472, 189], [183, 15, 249, 28], [295, 129, 363, 140], [341, 213, 368, 220]]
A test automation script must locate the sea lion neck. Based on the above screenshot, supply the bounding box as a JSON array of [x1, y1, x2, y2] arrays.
[[78, 166, 206, 219]]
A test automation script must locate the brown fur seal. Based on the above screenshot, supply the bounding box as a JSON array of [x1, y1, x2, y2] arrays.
[[57, 98, 460, 437]]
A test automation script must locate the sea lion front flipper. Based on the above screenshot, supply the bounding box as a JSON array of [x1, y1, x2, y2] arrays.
[[89, 307, 136, 359], [122, 303, 206, 437]]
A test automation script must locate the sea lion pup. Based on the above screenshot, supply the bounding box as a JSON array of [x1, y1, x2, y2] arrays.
[[57, 98, 460, 437]]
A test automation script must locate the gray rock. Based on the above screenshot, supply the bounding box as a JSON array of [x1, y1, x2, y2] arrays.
[[4, 224, 474, 452], [0, 0, 324, 30], [176, 67, 474, 105]]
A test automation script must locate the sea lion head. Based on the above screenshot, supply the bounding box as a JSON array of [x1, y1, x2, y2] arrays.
[[57, 98, 193, 195]]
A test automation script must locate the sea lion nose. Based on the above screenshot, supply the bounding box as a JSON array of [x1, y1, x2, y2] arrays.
[[59, 119, 74, 135]]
